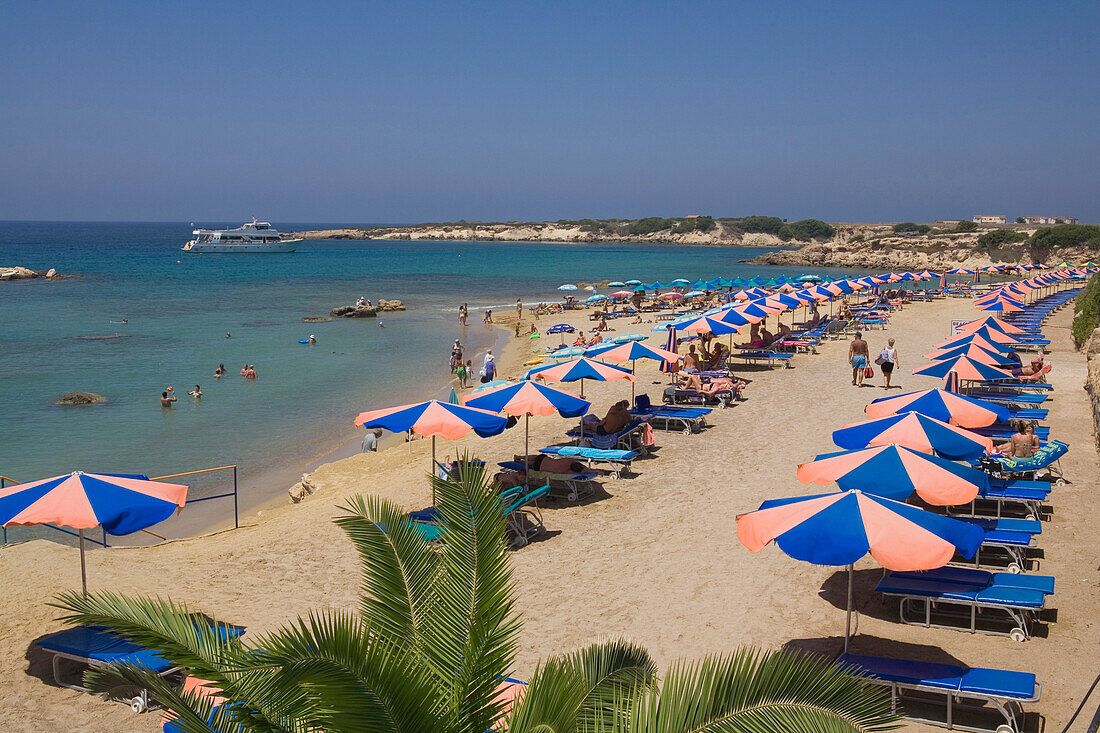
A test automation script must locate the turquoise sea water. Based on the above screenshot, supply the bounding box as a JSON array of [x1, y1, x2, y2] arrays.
[[0, 222, 863, 514]]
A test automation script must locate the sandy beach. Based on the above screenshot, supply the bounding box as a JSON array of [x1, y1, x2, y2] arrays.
[[1, 291, 1097, 733]]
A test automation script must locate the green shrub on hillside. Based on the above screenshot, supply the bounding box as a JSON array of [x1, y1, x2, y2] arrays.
[[954, 221, 979, 232], [1071, 273, 1100, 347], [671, 216, 716, 234], [977, 229, 1029, 247], [1031, 224, 1100, 250], [893, 222, 931, 234], [790, 219, 835, 241], [626, 217, 674, 235], [738, 216, 786, 235], [777, 224, 794, 242]]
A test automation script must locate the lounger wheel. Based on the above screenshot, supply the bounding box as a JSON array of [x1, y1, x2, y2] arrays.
[[682, 427, 691, 435], [1006, 562, 1022, 574], [1055, 478, 1066, 486], [995, 725, 1014, 733], [129, 696, 146, 714], [1009, 627, 1027, 643]]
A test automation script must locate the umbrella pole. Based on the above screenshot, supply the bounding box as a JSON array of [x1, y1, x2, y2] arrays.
[[580, 377, 585, 398], [431, 435, 437, 506], [844, 563, 854, 653], [524, 414, 530, 489], [631, 360, 636, 401], [78, 529, 88, 596]]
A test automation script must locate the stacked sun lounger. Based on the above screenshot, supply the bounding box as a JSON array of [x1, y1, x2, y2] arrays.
[[876, 567, 1054, 641], [538, 445, 639, 478]]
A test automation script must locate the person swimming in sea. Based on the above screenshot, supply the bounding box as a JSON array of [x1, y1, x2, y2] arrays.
[[214, 363, 225, 378], [307, 334, 316, 344], [188, 384, 202, 398], [161, 390, 177, 407]]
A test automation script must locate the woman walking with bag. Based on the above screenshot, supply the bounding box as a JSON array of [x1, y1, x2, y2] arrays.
[[876, 338, 899, 389]]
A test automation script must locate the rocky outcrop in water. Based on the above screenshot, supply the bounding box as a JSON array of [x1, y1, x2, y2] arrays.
[[56, 392, 106, 406], [288, 473, 317, 503], [330, 300, 406, 317], [1, 266, 62, 281], [331, 305, 378, 318]]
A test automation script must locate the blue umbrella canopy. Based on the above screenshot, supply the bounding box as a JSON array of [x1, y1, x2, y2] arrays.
[[684, 290, 705, 298], [929, 343, 1019, 367], [464, 380, 590, 418], [797, 445, 990, 505], [624, 279, 643, 286], [833, 412, 992, 461], [670, 278, 691, 286], [608, 333, 649, 343], [585, 294, 608, 303], [866, 388, 1010, 426], [607, 281, 626, 287], [545, 323, 576, 334], [558, 283, 578, 290], [354, 399, 508, 439], [913, 356, 1014, 381], [525, 357, 635, 383]]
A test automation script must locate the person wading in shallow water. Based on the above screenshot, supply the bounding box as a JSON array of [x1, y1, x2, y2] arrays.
[[849, 331, 869, 387]]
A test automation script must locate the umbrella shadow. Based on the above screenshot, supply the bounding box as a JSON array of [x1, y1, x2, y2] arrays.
[[782, 633, 968, 667], [818, 568, 894, 623]]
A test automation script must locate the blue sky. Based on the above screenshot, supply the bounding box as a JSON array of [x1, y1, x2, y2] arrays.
[[2, 1, 1098, 223]]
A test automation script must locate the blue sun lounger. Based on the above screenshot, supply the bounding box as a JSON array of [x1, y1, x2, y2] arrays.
[[956, 517, 1041, 573], [968, 424, 1050, 441], [37, 623, 245, 713], [965, 391, 1048, 405], [499, 460, 598, 501], [838, 653, 1040, 733], [875, 567, 1053, 640], [538, 445, 639, 477], [632, 394, 712, 432], [729, 351, 794, 368], [947, 481, 1050, 522], [408, 484, 551, 547]]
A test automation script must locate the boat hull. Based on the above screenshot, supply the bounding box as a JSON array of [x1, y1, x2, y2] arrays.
[[182, 238, 302, 253]]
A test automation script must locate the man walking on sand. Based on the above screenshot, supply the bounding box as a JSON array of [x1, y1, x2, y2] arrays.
[[516, 298, 522, 320], [849, 330, 869, 387]]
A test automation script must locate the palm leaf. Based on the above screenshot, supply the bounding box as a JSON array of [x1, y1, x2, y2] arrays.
[[334, 494, 442, 659], [507, 638, 657, 733], [423, 455, 522, 733], [622, 647, 901, 733]]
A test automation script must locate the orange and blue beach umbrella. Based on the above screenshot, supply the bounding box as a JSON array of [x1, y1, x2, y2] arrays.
[[932, 332, 1016, 356], [833, 412, 992, 460], [526, 356, 634, 397], [865, 388, 1009, 428], [924, 342, 1019, 367], [797, 445, 989, 505], [464, 380, 590, 477], [913, 355, 1014, 381], [0, 471, 188, 594], [737, 489, 983, 651], [354, 399, 508, 440]]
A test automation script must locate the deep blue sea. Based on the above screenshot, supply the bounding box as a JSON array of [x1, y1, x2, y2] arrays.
[[0, 222, 864, 517]]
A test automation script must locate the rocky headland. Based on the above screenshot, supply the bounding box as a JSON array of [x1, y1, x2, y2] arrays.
[[289, 221, 787, 248], [289, 220, 1098, 271], [329, 299, 406, 318], [1, 266, 62, 281]]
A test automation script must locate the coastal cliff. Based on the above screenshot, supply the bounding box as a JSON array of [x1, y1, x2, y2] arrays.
[[751, 223, 1098, 269], [289, 220, 1099, 270], [289, 220, 788, 247]]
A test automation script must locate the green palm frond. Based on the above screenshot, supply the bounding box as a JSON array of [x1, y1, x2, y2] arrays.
[[507, 638, 657, 733], [232, 610, 440, 733], [82, 664, 232, 733], [424, 454, 521, 733], [335, 494, 442, 656], [624, 647, 901, 733], [53, 591, 241, 683]]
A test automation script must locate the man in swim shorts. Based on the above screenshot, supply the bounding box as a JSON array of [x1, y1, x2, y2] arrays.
[[849, 330, 869, 387]]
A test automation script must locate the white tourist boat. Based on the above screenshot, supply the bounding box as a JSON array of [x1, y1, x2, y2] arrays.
[[182, 219, 302, 253]]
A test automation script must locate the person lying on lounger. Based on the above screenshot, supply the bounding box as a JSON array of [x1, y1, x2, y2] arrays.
[[678, 373, 745, 396], [995, 422, 1040, 458], [597, 400, 631, 435]]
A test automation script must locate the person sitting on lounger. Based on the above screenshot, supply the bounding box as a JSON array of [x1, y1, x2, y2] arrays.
[[593, 317, 611, 332], [1011, 353, 1047, 377], [682, 344, 701, 371], [996, 422, 1040, 458], [597, 400, 631, 435], [777, 322, 791, 339], [572, 331, 586, 346], [587, 333, 603, 346]]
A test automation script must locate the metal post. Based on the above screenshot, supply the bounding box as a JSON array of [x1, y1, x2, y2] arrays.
[[78, 529, 88, 596], [844, 563, 854, 654], [233, 465, 239, 529]]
